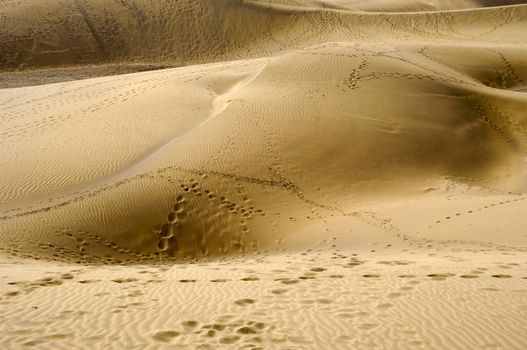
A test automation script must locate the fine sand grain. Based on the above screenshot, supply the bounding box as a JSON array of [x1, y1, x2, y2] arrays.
[[1, 0, 527, 349]]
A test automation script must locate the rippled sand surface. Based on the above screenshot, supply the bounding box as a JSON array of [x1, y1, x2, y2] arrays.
[[1, 1, 527, 348]]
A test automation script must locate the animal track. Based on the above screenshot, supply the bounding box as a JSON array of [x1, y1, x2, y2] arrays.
[[430, 196, 526, 227], [234, 298, 256, 306], [152, 330, 181, 342]]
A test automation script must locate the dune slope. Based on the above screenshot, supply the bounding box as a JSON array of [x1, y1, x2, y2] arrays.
[[1, 1, 526, 349]]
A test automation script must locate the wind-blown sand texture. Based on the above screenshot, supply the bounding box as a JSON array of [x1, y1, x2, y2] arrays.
[[1, 0, 527, 349]]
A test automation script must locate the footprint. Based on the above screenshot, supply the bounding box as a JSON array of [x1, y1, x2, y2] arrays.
[[219, 335, 240, 344], [152, 330, 180, 342], [427, 273, 455, 281], [204, 329, 217, 337], [60, 273, 74, 280], [316, 299, 333, 304], [275, 278, 299, 285], [491, 274, 512, 278], [310, 267, 327, 272], [22, 340, 46, 347], [42, 333, 70, 340], [237, 326, 258, 334], [112, 278, 138, 283], [271, 289, 288, 295], [387, 292, 402, 298], [234, 298, 256, 306], [241, 277, 259, 282], [182, 320, 199, 329]]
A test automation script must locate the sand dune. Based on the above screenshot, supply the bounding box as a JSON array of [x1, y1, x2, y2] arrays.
[[314, 0, 527, 11], [1, 0, 527, 349], [2, 0, 527, 73]]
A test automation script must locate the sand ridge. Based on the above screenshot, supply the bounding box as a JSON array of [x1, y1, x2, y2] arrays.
[[1, 0, 527, 74]]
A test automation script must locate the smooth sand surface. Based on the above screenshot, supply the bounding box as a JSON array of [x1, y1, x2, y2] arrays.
[[1, 0, 527, 349]]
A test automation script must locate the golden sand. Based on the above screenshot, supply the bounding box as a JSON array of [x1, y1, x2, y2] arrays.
[[1, 1, 526, 348]]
